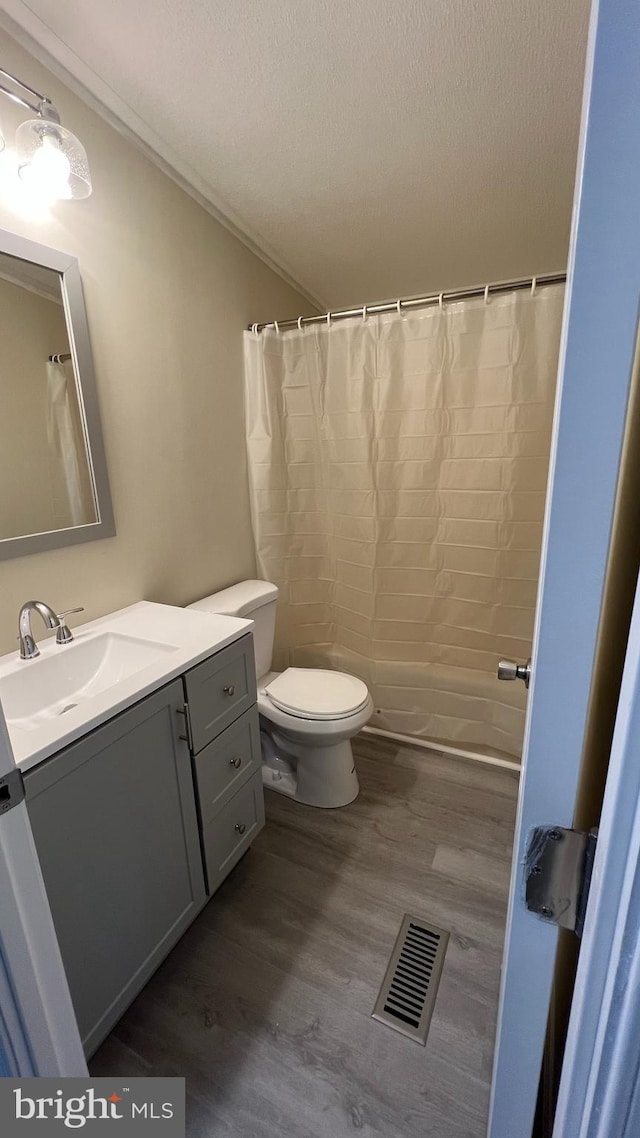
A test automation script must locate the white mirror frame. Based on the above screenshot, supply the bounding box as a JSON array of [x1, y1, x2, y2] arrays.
[[0, 227, 115, 560]]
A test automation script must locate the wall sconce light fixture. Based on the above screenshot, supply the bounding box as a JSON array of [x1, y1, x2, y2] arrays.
[[0, 66, 91, 200]]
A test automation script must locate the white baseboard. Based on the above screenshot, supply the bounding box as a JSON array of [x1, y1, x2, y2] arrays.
[[361, 725, 521, 773]]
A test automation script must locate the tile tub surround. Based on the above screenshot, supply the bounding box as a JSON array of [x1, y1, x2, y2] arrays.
[[91, 735, 518, 1137]]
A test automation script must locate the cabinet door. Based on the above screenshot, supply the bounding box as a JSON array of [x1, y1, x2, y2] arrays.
[[201, 771, 265, 895], [184, 634, 256, 752], [193, 706, 261, 823], [24, 680, 206, 1057]]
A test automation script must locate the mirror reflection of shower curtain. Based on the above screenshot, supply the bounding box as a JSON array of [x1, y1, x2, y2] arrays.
[[244, 285, 564, 759], [46, 359, 94, 527]]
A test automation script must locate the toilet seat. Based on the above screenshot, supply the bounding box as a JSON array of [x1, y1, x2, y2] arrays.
[[264, 668, 369, 721]]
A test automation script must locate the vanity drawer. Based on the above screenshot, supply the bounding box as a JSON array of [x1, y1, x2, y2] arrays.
[[202, 771, 265, 894], [184, 634, 256, 752], [193, 707, 261, 823]]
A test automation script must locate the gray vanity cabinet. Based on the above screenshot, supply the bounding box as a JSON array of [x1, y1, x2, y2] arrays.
[[24, 679, 206, 1057], [22, 632, 266, 1059]]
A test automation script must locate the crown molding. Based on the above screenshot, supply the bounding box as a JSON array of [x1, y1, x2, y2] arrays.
[[0, 3, 325, 311]]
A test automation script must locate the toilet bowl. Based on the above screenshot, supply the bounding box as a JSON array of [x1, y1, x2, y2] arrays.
[[187, 582, 373, 807]]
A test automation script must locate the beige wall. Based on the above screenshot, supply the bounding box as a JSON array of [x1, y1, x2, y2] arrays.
[[0, 31, 313, 654]]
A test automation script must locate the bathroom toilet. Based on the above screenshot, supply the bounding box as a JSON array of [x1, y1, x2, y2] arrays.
[[188, 581, 373, 807]]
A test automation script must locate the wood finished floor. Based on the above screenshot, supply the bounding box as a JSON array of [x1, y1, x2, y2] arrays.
[[90, 735, 519, 1137]]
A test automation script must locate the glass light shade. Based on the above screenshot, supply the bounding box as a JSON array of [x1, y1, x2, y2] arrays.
[[16, 119, 91, 200]]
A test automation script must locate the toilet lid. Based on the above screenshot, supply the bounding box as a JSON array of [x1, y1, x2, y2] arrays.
[[264, 668, 369, 721]]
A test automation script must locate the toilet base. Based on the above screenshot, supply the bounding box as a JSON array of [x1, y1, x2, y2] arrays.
[[262, 763, 297, 799], [260, 727, 359, 808]]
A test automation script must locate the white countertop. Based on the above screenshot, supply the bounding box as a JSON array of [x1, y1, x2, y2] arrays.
[[1, 601, 252, 773]]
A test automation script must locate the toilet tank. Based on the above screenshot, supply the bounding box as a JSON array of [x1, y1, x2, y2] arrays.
[[187, 580, 279, 681]]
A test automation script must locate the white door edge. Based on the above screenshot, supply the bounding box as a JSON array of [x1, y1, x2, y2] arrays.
[[489, 0, 640, 1132], [0, 707, 86, 1076], [554, 564, 640, 1136]]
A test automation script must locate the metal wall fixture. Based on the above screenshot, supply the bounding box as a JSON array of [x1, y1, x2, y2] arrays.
[[497, 657, 532, 689], [0, 66, 91, 200]]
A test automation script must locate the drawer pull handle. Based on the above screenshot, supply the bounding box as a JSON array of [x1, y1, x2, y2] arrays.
[[223, 684, 236, 697], [230, 756, 242, 769], [235, 822, 246, 835], [176, 703, 194, 751]]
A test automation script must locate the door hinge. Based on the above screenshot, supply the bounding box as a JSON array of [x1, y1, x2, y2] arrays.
[[0, 768, 25, 816], [525, 825, 598, 937], [176, 702, 194, 753]]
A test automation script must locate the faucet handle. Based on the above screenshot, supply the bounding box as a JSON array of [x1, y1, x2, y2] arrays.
[[55, 607, 84, 645]]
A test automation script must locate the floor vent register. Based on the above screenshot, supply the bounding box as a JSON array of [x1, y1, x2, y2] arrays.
[[372, 914, 449, 1045]]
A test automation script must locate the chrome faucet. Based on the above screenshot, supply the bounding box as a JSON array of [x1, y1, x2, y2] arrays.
[[18, 601, 84, 660]]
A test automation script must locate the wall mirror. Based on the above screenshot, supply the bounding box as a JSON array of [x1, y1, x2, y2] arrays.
[[0, 228, 114, 560]]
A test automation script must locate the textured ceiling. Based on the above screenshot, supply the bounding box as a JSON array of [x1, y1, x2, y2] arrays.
[[0, 0, 590, 310]]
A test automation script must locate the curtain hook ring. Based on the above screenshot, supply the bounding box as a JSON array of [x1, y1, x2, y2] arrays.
[[439, 292, 444, 310], [397, 298, 404, 318], [362, 305, 367, 322], [326, 311, 331, 327], [251, 322, 259, 334], [484, 284, 490, 305], [273, 320, 279, 334], [297, 316, 303, 331], [531, 276, 537, 296]]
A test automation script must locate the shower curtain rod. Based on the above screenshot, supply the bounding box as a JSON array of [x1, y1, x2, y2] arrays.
[[249, 270, 567, 333]]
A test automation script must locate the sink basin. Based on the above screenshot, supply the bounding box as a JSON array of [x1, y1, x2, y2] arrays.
[[0, 632, 176, 732], [0, 600, 253, 772]]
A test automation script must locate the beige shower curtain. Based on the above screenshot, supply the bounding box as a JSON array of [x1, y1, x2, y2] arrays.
[[244, 285, 564, 758], [46, 359, 95, 528]]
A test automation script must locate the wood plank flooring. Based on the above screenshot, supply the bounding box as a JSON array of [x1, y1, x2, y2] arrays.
[[90, 735, 519, 1137]]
